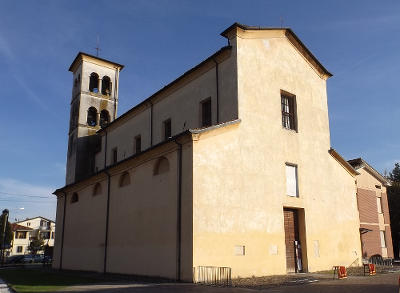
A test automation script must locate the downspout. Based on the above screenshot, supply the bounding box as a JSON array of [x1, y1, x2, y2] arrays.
[[212, 58, 220, 123], [104, 131, 108, 169], [59, 191, 67, 270], [174, 140, 183, 281], [113, 68, 120, 120], [103, 171, 111, 274], [150, 101, 154, 147]]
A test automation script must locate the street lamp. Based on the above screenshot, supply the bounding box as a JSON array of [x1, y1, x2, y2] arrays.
[[1, 209, 9, 266]]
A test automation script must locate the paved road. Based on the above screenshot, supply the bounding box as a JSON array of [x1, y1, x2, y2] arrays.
[[59, 273, 399, 293]]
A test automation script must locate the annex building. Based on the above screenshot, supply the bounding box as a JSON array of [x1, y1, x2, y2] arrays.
[[53, 23, 363, 281]]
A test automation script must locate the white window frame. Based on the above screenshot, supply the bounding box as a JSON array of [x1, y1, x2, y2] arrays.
[[286, 163, 299, 197], [380, 230, 387, 248]]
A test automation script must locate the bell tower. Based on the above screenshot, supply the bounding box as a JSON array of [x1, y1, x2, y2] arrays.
[[66, 52, 124, 184]]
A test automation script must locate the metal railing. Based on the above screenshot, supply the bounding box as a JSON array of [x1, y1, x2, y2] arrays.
[[194, 266, 232, 286]]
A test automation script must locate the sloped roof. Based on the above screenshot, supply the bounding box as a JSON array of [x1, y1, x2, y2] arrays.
[[348, 158, 391, 186], [15, 216, 55, 224], [54, 119, 241, 194], [10, 223, 33, 232], [69, 52, 124, 72], [221, 22, 332, 78], [97, 46, 232, 134], [329, 148, 359, 177]]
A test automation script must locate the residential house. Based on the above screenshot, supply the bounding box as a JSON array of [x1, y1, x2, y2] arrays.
[[348, 158, 393, 259], [53, 23, 362, 281], [10, 223, 33, 256], [16, 217, 56, 248]]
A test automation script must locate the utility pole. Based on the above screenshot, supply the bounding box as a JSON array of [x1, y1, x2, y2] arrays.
[[1, 209, 9, 266]]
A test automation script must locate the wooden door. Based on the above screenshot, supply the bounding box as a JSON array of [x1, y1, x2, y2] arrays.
[[284, 208, 299, 273]]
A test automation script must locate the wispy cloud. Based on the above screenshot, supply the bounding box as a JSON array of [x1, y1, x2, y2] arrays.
[[0, 178, 56, 221]]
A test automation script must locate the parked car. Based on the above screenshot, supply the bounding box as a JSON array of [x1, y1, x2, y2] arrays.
[[21, 255, 34, 263], [33, 254, 44, 263], [5, 255, 24, 264]]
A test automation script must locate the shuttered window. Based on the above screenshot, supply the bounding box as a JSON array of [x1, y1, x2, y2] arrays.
[[286, 164, 298, 197]]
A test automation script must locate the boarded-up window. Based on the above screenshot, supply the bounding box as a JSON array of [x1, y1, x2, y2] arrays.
[[380, 230, 386, 248], [286, 164, 298, 197], [119, 172, 131, 187]]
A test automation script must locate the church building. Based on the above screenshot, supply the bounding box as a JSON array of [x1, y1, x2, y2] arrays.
[[53, 23, 363, 281]]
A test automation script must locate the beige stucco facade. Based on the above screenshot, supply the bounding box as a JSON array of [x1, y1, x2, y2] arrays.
[[54, 23, 363, 281]]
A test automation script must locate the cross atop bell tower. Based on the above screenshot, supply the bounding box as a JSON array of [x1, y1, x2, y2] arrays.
[[66, 52, 124, 184]]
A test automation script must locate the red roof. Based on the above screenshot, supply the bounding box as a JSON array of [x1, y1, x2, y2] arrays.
[[10, 223, 33, 232]]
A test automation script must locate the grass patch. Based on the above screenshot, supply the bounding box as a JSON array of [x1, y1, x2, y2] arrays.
[[0, 268, 103, 293]]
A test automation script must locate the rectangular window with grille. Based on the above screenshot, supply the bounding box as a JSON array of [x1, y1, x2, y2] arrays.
[[281, 93, 297, 131]]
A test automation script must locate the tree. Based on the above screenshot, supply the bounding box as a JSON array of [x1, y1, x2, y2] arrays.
[[389, 163, 400, 182], [28, 238, 44, 255], [387, 163, 400, 258], [0, 214, 12, 249]]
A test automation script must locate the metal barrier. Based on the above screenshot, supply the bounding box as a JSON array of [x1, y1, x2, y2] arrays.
[[194, 266, 232, 286], [368, 255, 393, 267]]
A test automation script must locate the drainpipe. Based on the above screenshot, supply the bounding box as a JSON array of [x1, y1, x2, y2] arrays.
[[103, 171, 111, 274], [150, 101, 154, 147], [174, 140, 183, 281], [113, 68, 120, 120], [59, 191, 67, 270], [104, 131, 108, 170], [212, 58, 220, 124]]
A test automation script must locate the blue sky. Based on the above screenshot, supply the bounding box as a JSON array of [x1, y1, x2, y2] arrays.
[[0, 1, 399, 221]]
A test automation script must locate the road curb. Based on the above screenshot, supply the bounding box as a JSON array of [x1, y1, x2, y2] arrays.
[[0, 278, 13, 293]]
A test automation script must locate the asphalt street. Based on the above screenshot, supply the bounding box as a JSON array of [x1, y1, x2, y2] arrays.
[[58, 272, 400, 293]]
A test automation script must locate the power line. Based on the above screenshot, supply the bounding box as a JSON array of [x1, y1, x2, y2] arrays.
[[0, 191, 53, 199], [0, 199, 55, 203]]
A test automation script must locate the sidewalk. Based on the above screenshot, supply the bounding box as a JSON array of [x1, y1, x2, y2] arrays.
[[0, 279, 12, 293]]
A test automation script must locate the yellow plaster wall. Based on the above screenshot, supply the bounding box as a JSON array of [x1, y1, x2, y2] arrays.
[[56, 177, 108, 272], [192, 30, 362, 278]]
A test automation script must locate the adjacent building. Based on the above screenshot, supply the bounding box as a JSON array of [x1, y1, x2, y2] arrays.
[[348, 158, 393, 259], [9, 217, 56, 256], [10, 223, 33, 256], [53, 23, 363, 281]]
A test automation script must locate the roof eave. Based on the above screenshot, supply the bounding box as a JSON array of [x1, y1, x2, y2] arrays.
[[220, 22, 332, 78]]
